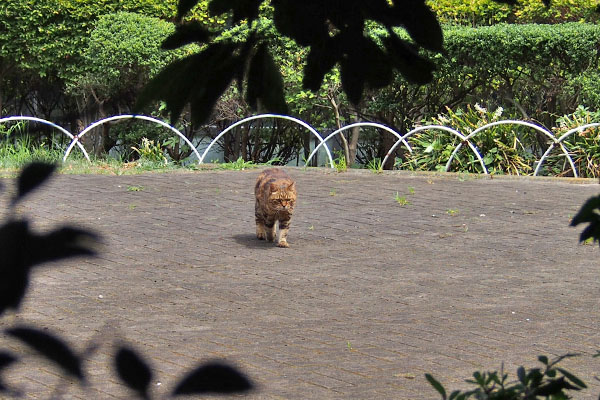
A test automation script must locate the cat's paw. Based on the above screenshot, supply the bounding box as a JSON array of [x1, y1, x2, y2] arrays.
[[277, 241, 289, 248], [256, 233, 265, 240]]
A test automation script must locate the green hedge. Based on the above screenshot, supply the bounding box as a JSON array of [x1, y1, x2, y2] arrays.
[[427, 0, 600, 26]]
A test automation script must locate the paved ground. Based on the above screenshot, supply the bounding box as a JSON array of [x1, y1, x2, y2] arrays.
[[1, 167, 600, 399]]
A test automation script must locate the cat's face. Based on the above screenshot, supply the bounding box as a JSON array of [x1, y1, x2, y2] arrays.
[[269, 182, 296, 212]]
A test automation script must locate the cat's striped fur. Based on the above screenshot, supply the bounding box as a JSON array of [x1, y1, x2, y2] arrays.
[[255, 168, 297, 248]]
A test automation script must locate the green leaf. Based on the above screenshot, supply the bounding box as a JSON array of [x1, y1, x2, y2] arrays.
[[517, 366, 526, 384], [425, 373, 447, 399]]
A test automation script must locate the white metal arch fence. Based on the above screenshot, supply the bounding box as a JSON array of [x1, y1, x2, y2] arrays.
[[0, 113, 596, 177]]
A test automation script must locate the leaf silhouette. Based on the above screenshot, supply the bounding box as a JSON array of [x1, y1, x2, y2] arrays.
[[246, 43, 288, 114], [209, 0, 263, 24], [0, 220, 37, 314], [0, 352, 18, 392], [172, 361, 253, 395], [570, 194, 600, 244], [29, 226, 99, 266], [6, 326, 85, 381], [425, 373, 447, 399], [302, 37, 342, 92], [136, 42, 241, 125], [115, 346, 154, 400], [176, 0, 200, 20], [12, 162, 56, 207], [161, 22, 211, 50]]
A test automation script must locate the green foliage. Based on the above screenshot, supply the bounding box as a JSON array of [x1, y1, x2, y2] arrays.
[[428, 0, 599, 26], [138, 0, 444, 125], [215, 157, 256, 170], [399, 105, 537, 174], [427, 354, 587, 399], [67, 12, 183, 103], [0, 122, 67, 168], [333, 150, 348, 172], [366, 158, 383, 173], [394, 192, 410, 206], [546, 106, 600, 178], [131, 138, 168, 166]]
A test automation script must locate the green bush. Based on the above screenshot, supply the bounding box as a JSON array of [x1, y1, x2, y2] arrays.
[[399, 105, 538, 174], [368, 23, 600, 143], [544, 106, 600, 178], [427, 0, 599, 26]]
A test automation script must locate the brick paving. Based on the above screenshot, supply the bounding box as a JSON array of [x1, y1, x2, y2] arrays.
[[1, 167, 600, 399]]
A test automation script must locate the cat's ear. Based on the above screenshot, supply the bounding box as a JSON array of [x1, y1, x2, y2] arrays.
[[287, 181, 296, 191]]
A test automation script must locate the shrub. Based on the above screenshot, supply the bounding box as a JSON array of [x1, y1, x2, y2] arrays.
[[427, 0, 600, 26]]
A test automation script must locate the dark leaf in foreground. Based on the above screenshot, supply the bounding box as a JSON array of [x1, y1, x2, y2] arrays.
[[0, 352, 18, 392], [177, 0, 200, 20], [556, 368, 587, 389], [161, 22, 211, 50], [209, 0, 263, 24], [6, 326, 84, 381], [384, 34, 435, 85], [302, 37, 341, 92], [246, 43, 288, 114], [272, 0, 328, 46], [115, 347, 153, 400], [535, 376, 581, 396], [393, 2, 443, 52], [12, 162, 56, 207], [172, 362, 253, 395], [570, 194, 600, 244], [136, 43, 240, 125]]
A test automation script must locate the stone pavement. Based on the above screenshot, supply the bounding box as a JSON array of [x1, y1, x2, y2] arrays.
[[1, 168, 600, 399]]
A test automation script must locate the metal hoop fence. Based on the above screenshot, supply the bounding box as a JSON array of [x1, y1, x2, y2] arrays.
[[0, 113, 597, 177]]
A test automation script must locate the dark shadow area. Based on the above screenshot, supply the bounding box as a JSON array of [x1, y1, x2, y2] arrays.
[[233, 233, 273, 248]]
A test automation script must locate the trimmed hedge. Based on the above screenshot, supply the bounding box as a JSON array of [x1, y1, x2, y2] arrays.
[[427, 0, 600, 26]]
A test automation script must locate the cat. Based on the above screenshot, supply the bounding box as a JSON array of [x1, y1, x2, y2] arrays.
[[255, 168, 297, 248]]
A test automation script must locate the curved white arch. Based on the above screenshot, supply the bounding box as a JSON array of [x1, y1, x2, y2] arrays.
[[384, 125, 488, 174], [445, 120, 575, 177], [534, 122, 600, 177], [304, 122, 410, 168], [200, 113, 334, 168], [0, 116, 90, 161], [63, 115, 200, 163]]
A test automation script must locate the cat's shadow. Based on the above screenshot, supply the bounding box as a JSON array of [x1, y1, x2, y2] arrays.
[[233, 233, 275, 248]]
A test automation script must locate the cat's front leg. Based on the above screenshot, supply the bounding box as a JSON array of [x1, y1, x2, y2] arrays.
[[255, 203, 267, 240], [277, 219, 291, 248], [265, 220, 276, 242]]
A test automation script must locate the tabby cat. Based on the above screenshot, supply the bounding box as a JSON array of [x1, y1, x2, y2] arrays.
[[255, 168, 297, 248]]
